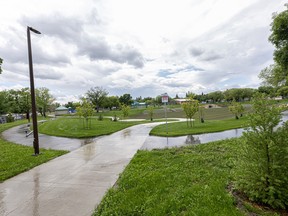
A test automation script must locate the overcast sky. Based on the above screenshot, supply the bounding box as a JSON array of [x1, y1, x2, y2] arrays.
[[0, 0, 286, 103]]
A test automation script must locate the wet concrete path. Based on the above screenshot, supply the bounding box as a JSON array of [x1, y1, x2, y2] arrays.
[[1, 124, 96, 151], [0, 122, 161, 216]]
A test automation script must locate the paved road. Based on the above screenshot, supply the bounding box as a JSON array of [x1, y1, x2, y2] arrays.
[[0, 122, 162, 216]]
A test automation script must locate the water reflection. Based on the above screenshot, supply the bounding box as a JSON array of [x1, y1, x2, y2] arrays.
[[141, 111, 288, 150], [33, 171, 40, 216], [185, 135, 201, 145]]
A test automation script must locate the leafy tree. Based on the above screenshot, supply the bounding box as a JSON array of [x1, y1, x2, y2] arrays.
[[64, 101, 79, 111], [235, 93, 288, 209], [147, 106, 154, 121], [76, 99, 94, 129], [86, 87, 108, 112], [228, 99, 244, 119], [119, 93, 133, 106], [260, 5, 288, 87], [121, 104, 130, 118], [0, 90, 9, 114], [182, 97, 199, 127], [258, 85, 276, 96], [36, 87, 55, 117], [0, 58, 2, 74], [269, 5, 288, 71], [18, 88, 31, 121], [207, 91, 224, 103], [103, 96, 120, 110], [277, 86, 288, 98]]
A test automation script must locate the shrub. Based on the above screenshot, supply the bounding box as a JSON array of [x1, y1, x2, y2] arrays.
[[234, 93, 288, 209]]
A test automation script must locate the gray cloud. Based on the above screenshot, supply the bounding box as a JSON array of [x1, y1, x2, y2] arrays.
[[78, 36, 145, 68], [21, 13, 145, 68]]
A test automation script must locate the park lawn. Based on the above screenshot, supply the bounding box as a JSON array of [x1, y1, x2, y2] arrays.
[[0, 120, 67, 182], [94, 138, 276, 216], [150, 117, 248, 137], [38, 117, 148, 138]]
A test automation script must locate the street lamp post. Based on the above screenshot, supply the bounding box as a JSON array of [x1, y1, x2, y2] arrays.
[[161, 93, 169, 135], [27, 26, 41, 155]]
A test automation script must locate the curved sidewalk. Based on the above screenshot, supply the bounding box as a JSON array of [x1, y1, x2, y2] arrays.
[[1, 124, 93, 151], [0, 122, 162, 216]]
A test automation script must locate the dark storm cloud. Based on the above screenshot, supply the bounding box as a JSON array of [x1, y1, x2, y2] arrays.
[[78, 37, 145, 68]]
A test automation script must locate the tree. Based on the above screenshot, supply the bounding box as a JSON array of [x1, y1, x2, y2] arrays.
[[207, 91, 224, 103], [76, 99, 94, 129], [235, 93, 288, 209], [277, 86, 288, 98], [182, 97, 199, 127], [121, 104, 130, 118], [147, 106, 154, 121], [258, 85, 275, 96], [119, 93, 133, 106], [36, 87, 55, 117], [86, 87, 108, 112], [269, 5, 288, 71], [228, 99, 244, 119], [260, 5, 288, 87], [102, 96, 120, 110], [18, 88, 31, 121], [0, 58, 2, 74]]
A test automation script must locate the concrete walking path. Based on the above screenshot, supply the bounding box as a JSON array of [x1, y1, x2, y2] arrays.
[[0, 122, 162, 216]]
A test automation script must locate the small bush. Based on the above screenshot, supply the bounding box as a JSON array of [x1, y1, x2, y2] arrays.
[[234, 93, 288, 209]]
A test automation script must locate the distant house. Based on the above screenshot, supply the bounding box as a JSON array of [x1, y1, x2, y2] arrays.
[[174, 98, 190, 104], [55, 106, 69, 116]]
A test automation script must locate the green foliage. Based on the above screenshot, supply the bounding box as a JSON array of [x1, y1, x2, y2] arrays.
[[121, 104, 130, 118], [94, 139, 244, 215], [0, 120, 67, 182], [260, 5, 288, 87], [119, 93, 133, 106], [234, 93, 288, 209], [147, 106, 154, 121], [98, 114, 103, 121], [228, 100, 244, 119], [86, 86, 108, 112], [150, 116, 247, 137], [182, 98, 199, 127], [36, 87, 55, 117], [76, 99, 94, 129], [269, 5, 288, 71], [6, 113, 14, 123], [38, 117, 144, 138]]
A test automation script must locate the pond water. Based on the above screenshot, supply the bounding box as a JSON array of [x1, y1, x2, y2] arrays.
[[141, 111, 288, 150]]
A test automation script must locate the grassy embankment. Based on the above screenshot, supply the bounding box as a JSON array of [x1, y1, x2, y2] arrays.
[[38, 117, 153, 138], [0, 120, 67, 182], [94, 138, 278, 215]]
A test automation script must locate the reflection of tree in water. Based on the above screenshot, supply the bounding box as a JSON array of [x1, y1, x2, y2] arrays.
[[122, 129, 131, 138], [185, 135, 201, 145]]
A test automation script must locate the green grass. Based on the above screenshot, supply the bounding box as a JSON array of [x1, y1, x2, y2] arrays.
[[38, 117, 149, 138], [94, 139, 279, 216], [150, 116, 248, 137], [0, 120, 67, 182]]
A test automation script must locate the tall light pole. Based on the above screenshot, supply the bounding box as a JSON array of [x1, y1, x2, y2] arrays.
[[161, 93, 169, 135], [27, 26, 41, 155]]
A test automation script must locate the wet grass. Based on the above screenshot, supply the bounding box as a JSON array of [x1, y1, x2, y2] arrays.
[[150, 116, 248, 137], [0, 120, 68, 182], [38, 117, 151, 138], [94, 139, 278, 216]]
